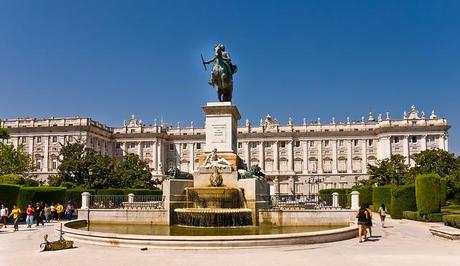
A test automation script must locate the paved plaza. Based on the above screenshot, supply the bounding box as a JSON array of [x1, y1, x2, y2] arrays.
[[1, 217, 459, 266]]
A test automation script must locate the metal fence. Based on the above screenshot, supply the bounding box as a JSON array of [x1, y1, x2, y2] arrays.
[[89, 195, 165, 209], [268, 194, 349, 210]]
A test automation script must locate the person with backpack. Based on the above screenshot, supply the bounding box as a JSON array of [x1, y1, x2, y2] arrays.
[[356, 205, 369, 243], [378, 203, 388, 228]]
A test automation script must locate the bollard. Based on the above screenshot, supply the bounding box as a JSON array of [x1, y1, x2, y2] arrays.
[[332, 192, 339, 208], [350, 191, 360, 210], [128, 193, 134, 203], [81, 192, 90, 209]]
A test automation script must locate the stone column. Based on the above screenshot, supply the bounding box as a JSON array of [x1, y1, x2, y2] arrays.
[[421, 135, 427, 151], [361, 139, 367, 174], [43, 136, 49, 172], [445, 134, 449, 151], [244, 142, 250, 166], [438, 134, 445, 151], [288, 176, 295, 195], [332, 192, 339, 208], [190, 143, 195, 171], [138, 141, 143, 160], [403, 136, 410, 164], [317, 141, 323, 174], [302, 141, 308, 173], [273, 176, 280, 195], [81, 192, 90, 210], [157, 140, 163, 173], [377, 137, 391, 160], [259, 141, 265, 170], [28, 136, 34, 156], [122, 142, 128, 156], [273, 141, 279, 172], [332, 140, 337, 174], [346, 140, 352, 173], [288, 141, 293, 171], [350, 191, 360, 210], [152, 140, 158, 171]]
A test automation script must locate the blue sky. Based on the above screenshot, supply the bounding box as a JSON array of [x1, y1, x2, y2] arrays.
[[0, 1, 459, 154]]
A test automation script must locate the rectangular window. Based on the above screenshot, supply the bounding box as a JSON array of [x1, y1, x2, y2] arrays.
[[52, 159, 57, 170], [309, 141, 315, 147], [36, 136, 42, 143], [238, 143, 242, 149], [294, 141, 300, 148], [394, 136, 400, 143], [182, 143, 187, 149], [280, 141, 286, 148], [251, 142, 257, 149], [324, 140, 329, 147], [368, 139, 374, 146], [128, 142, 136, 149], [169, 144, 174, 151], [410, 136, 417, 143], [21, 137, 27, 143], [338, 140, 344, 147], [353, 139, 359, 146], [196, 143, 201, 150], [52, 136, 58, 143], [130, 129, 135, 133], [264, 142, 272, 148], [36, 160, 42, 170], [143, 142, 151, 148]]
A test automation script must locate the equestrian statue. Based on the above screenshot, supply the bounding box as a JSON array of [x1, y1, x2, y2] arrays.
[[201, 44, 238, 102]]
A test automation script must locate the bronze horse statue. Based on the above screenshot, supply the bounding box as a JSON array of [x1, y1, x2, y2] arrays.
[[202, 44, 237, 102]]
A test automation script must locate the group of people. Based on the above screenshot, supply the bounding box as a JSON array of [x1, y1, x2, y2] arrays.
[[356, 203, 387, 243], [0, 201, 76, 232]]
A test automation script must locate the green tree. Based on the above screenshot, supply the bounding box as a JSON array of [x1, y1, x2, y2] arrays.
[[58, 142, 94, 187], [89, 154, 118, 189], [115, 154, 152, 188], [367, 154, 408, 185], [0, 128, 9, 139], [0, 143, 34, 175]]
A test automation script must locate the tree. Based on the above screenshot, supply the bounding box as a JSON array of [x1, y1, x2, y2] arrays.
[[0, 143, 34, 175], [58, 142, 93, 186], [0, 128, 9, 139], [88, 154, 118, 189], [115, 154, 152, 188], [367, 154, 408, 185]]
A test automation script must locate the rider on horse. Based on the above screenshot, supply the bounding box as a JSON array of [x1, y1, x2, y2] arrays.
[[203, 44, 237, 95]]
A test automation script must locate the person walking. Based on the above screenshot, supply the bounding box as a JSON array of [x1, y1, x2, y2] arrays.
[[26, 204, 34, 228], [356, 205, 369, 243], [44, 204, 51, 223], [35, 202, 44, 226], [365, 203, 373, 239], [56, 203, 64, 221], [0, 204, 8, 228], [378, 203, 388, 228], [8, 205, 21, 231], [50, 203, 56, 220]]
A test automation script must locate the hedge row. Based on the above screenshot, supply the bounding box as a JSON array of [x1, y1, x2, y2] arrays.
[[0, 184, 21, 210], [402, 211, 443, 222], [443, 215, 460, 229], [415, 173, 443, 215], [372, 185, 394, 212], [319, 188, 350, 207], [390, 184, 416, 219], [16, 187, 67, 210]]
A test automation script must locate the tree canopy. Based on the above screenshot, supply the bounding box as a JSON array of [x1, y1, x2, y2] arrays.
[[0, 128, 9, 139], [367, 154, 408, 185], [0, 143, 34, 176]]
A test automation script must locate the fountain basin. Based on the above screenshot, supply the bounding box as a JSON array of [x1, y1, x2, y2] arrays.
[[175, 208, 252, 227], [60, 220, 358, 249]]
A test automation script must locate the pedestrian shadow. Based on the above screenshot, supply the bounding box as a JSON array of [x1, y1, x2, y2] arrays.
[[383, 226, 394, 228], [370, 235, 382, 238], [365, 238, 380, 242]]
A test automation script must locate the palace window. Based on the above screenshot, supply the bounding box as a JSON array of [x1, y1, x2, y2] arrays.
[[52, 159, 58, 170], [352, 158, 362, 173], [182, 143, 187, 149], [264, 142, 272, 148], [52, 136, 58, 143], [294, 141, 300, 148], [238, 143, 242, 149], [196, 143, 201, 150], [353, 139, 359, 147], [280, 141, 286, 148], [324, 140, 329, 147], [368, 139, 374, 146], [36, 136, 42, 143], [410, 136, 417, 143], [427, 136, 435, 143], [128, 142, 136, 149], [338, 140, 344, 147], [21, 137, 27, 144], [143, 142, 151, 148], [338, 158, 347, 173], [250, 142, 257, 149], [393, 136, 400, 144], [36, 160, 42, 170], [169, 144, 175, 151], [309, 141, 315, 148]]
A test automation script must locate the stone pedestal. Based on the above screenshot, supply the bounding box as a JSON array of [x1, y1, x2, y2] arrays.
[[202, 102, 241, 153]]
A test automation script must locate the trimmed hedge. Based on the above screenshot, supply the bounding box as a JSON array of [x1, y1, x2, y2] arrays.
[[0, 174, 22, 184], [0, 184, 21, 209], [351, 185, 373, 207], [415, 173, 443, 215], [402, 211, 443, 222], [390, 184, 416, 219], [373, 185, 394, 212], [319, 188, 350, 207], [443, 215, 460, 229], [16, 187, 66, 210], [65, 188, 96, 208], [440, 178, 447, 207]]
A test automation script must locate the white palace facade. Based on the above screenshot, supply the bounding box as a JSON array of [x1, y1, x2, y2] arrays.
[[0, 105, 449, 195]]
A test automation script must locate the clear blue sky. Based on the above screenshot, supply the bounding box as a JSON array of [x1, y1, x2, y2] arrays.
[[0, 1, 459, 154]]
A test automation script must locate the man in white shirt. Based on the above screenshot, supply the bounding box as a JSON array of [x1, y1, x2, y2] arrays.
[[0, 204, 8, 228]]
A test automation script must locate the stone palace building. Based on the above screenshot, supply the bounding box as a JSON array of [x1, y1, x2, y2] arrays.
[[0, 105, 449, 195]]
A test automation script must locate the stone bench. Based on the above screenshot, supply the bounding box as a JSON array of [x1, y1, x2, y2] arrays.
[[429, 226, 460, 240]]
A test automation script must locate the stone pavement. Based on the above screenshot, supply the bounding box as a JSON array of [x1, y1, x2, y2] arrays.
[[0, 216, 459, 266]]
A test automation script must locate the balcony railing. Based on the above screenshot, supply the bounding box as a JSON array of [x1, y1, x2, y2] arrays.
[[89, 195, 165, 209]]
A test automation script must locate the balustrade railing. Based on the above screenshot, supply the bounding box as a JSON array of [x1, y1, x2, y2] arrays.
[[269, 193, 350, 210], [89, 195, 165, 209]]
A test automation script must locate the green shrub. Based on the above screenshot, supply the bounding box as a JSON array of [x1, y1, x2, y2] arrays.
[[390, 184, 416, 219], [0, 174, 22, 184], [402, 211, 442, 222], [415, 173, 442, 215], [0, 184, 21, 209], [440, 178, 447, 207], [16, 186, 66, 210], [351, 185, 373, 207], [96, 188, 125, 195], [372, 185, 394, 212], [443, 214, 460, 229], [319, 188, 350, 207], [96, 188, 161, 196], [21, 178, 39, 187]]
